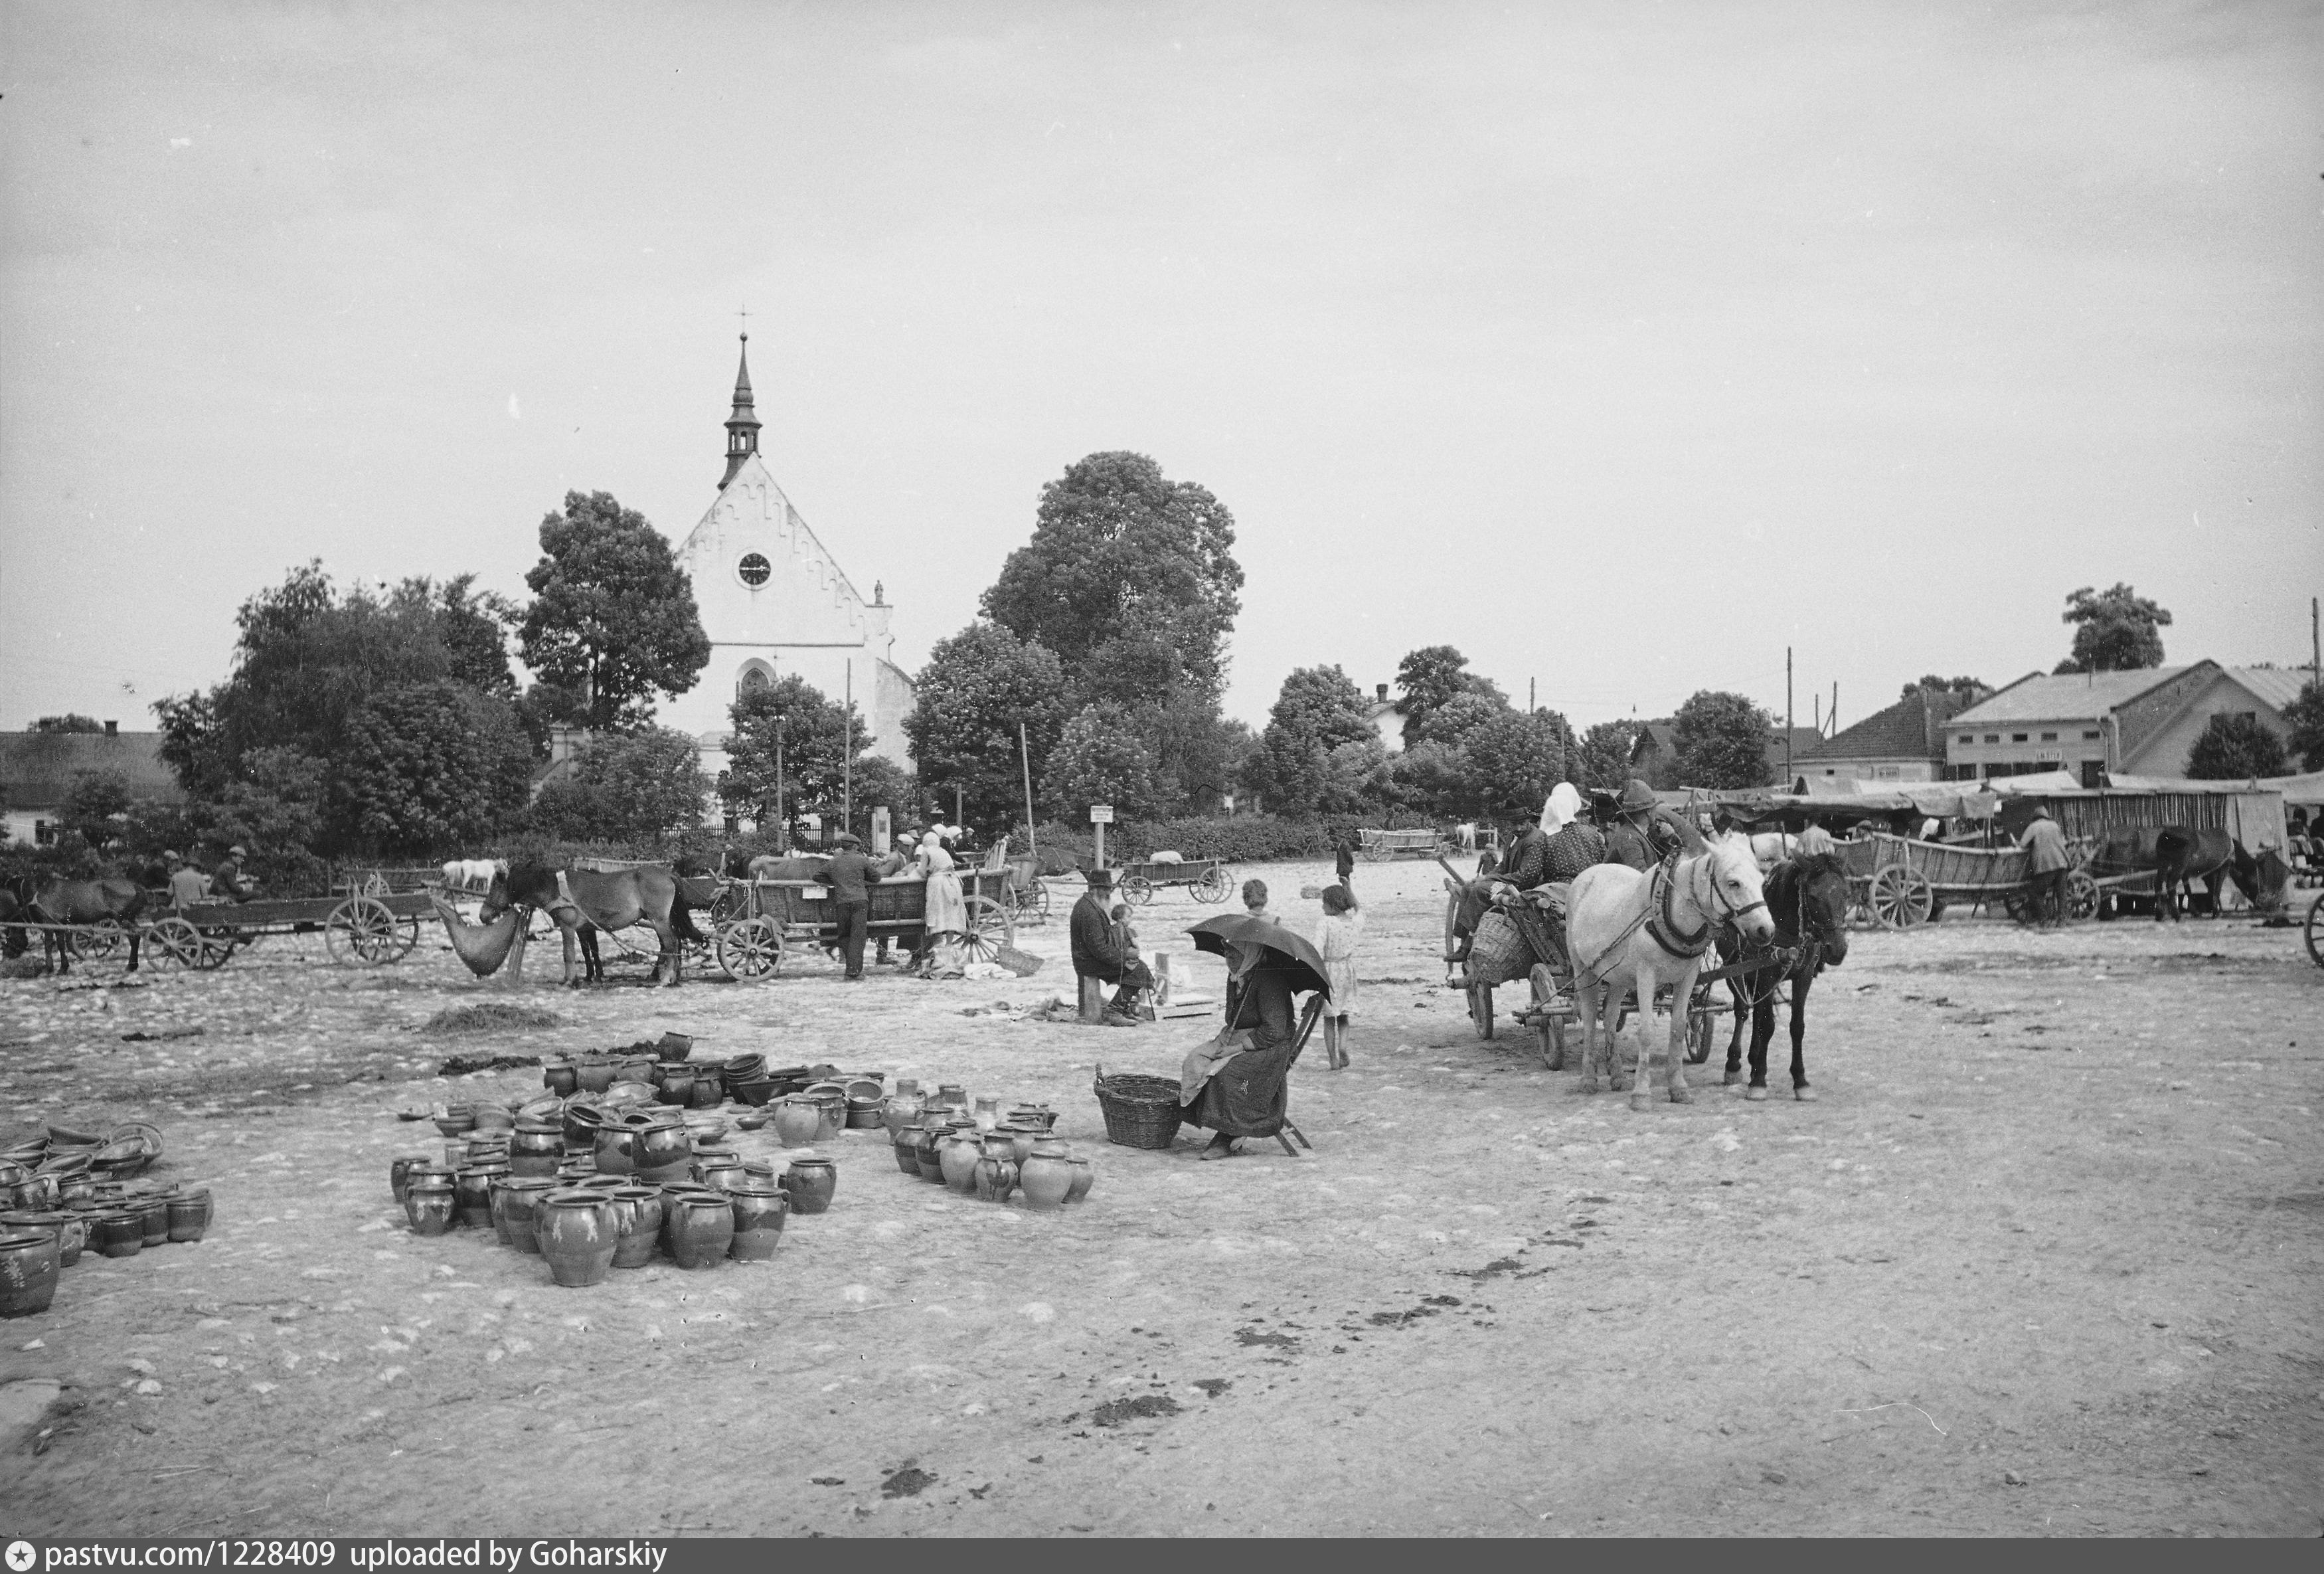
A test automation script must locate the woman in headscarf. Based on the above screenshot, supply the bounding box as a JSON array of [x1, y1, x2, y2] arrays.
[[913, 830, 969, 976], [1181, 942, 1311, 1160], [1540, 782, 1604, 885]]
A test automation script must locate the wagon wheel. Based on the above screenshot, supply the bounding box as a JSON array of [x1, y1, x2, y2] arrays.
[[1016, 881, 1051, 924], [716, 917, 783, 981], [1120, 876, 1155, 908], [1685, 1000, 1717, 1065], [68, 917, 129, 962], [325, 896, 402, 965], [707, 883, 750, 933], [1868, 867, 1933, 929], [957, 895, 1015, 965], [1359, 845, 1387, 863], [1468, 980, 1494, 1040], [2064, 869, 2100, 922], [1528, 964, 1566, 1070], [1195, 865, 1232, 903], [151, 918, 232, 970], [2303, 892, 2323, 970]]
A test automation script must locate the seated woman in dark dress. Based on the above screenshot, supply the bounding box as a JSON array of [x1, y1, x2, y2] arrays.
[[1182, 944, 1309, 1160]]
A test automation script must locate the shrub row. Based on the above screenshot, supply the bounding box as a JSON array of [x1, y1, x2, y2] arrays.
[[1007, 813, 1424, 874]]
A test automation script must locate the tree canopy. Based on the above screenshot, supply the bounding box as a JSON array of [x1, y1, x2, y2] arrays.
[[32, 715, 105, 735], [517, 491, 710, 731], [903, 623, 1071, 828], [2056, 584, 2171, 674], [1042, 706, 1167, 821], [333, 680, 534, 853], [2184, 713, 2289, 780], [718, 674, 871, 839], [1394, 646, 1504, 748], [1573, 719, 1642, 791], [529, 727, 710, 845], [1902, 675, 1985, 699], [1246, 665, 1377, 816], [2283, 681, 2324, 773], [1671, 691, 1774, 789]]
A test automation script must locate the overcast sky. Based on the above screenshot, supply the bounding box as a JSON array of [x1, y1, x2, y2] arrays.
[[3, 1, 2317, 741]]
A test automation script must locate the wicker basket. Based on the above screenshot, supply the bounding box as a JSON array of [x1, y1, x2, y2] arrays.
[[1465, 911, 1532, 988], [1093, 1065, 1184, 1150]]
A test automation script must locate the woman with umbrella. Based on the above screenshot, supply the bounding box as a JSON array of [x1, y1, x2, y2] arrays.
[[1179, 915, 1329, 1160]]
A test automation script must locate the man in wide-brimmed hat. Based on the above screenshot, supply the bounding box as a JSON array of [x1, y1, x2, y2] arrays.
[[211, 844, 257, 903], [1070, 868, 1153, 1025], [814, 832, 880, 980], [1602, 778, 1683, 871], [1487, 802, 1552, 893]]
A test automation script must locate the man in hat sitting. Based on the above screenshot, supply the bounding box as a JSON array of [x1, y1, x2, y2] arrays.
[[1602, 779, 1684, 871], [1489, 802, 1553, 894], [210, 845, 257, 903], [165, 851, 210, 911], [814, 831, 882, 980], [1070, 869, 1153, 1026]]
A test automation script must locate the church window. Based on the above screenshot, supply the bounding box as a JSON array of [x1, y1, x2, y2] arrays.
[[738, 553, 771, 587]]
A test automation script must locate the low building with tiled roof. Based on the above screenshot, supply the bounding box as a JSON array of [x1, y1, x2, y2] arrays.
[[1945, 661, 2301, 784], [0, 727, 183, 845], [1796, 688, 1978, 786]]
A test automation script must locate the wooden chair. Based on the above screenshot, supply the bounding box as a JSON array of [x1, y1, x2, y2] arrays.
[[1270, 996, 1326, 1156]]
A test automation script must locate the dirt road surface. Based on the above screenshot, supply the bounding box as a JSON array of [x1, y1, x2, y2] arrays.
[[3, 859, 2318, 1536]]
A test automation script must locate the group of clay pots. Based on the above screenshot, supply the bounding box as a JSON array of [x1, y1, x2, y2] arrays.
[[1, 1131, 210, 1318], [884, 1083, 1094, 1212]]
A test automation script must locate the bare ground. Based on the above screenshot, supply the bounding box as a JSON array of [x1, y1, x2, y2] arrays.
[[1, 859, 2318, 1537]]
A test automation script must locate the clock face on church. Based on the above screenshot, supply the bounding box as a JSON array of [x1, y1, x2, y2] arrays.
[[736, 552, 771, 587]]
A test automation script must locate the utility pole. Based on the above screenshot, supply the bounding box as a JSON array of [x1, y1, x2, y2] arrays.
[[842, 661, 853, 842], [773, 717, 786, 853], [2311, 596, 2319, 688], [1019, 721, 1038, 861], [1831, 682, 1837, 736], [1785, 646, 1794, 788], [1529, 677, 1536, 713]]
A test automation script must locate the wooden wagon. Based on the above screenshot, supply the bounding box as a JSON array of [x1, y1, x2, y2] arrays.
[[1115, 857, 1233, 907], [143, 891, 434, 969], [1838, 832, 2124, 928], [700, 867, 1017, 981], [1359, 828, 1444, 862]]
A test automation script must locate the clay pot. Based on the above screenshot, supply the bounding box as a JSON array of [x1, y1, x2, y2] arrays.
[[52, 1170, 94, 1205], [390, 1155, 431, 1205], [932, 1083, 968, 1113], [0, 1231, 62, 1316], [778, 1154, 837, 1215], [657, 1031, 695, 1062], [470, 1103, 515, 1132], [11, 1172, 61, 1211], [602, 1080, 659, 1108], [939, 1132, 982, 1195], [1065, 1154, 1094, 1205], [617, 1055, 658, 1085], [812, 1096, 848, 1144], [166, 1193, 209, 1243], [695, 1152, 746, 1192], [543, 1061, 581, 1096], [495, 1177, 560, 1253], [134, 1197, 169, 1248], [722, 1051, 767, 1086], [999, 1123, 1039, 1164], [732, 1078, 778, 1108], [0, 1211, 83, 1268], [91, 1209, 143, 1257], [666, 1192, 734, 1270], [561, 1100, 607, 1152], [535, 1190, 619, 1288], [971, 1094, 1004, 1132], [772, 1098, 822, 1149], [454, 1164, 506, 1228], [846, 1098, 886, 1130], [1019, 1146, 1072, 1211], [1011, 1104, 1058, 1134], [683, 1116, 728, 1146], [727, 1183, 789, 1261], [606, 1185, 663, 1269], [916, 1123, 954, 1183], [892, 1126, 924, 1176], [973, 1137, 1019, 1205], [404, 1178, 456, 1237], [689, 1076, 724, 1111], [884, 1087, 926, 1138], [576, 1060, 618, 1094], [655, 1183, 716, 1257], [508, 1119, 564, 1178], [632, 1114, 693, 1184], [657, 1067, 697, 1107]]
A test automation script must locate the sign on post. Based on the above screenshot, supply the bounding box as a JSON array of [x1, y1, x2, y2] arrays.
[[1089, 804, 1113, 869]]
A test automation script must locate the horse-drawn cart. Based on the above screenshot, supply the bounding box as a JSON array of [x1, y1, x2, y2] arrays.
[[1839, 832, 2122, 928], [145, 891, 433, 970], [1115, 857, 1233, 907], [1359, 828, 1444, 863], [699, 868, 1019, 981]]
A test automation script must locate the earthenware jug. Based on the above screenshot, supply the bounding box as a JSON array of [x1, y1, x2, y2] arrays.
[[543, 1061, 581, 1096], [575, 1059, 617, 1094], [772, 1097, 822, 1148], [971, 1095, 1003, 1132], [535, 1190, 619, 1288], [884, 1084, 925, 1138], [892, 1124, 924, 1176], [1065, 1152, 1094, 1204], [606, 1185, 663, 1270], [940, 1132, 982, 1195], [779, 1154, 837, 1215], [727, 1183, 789, 1261], [657, 1031, 694, 1062], [0, 1231, 61, 1316], [911, 1123, 946, 1181], [561, 1100, 606, 1152], [507, 1119, 563, 1177], [404, 1178, 456, 1237], [689, 1075, 724, 1111], [657, 1066, 697, 1108], [390, 1154, 430, 1204], [933, 1083, 968, 1112], [453, 1164, 503, 1228], [496, 1177, 560, 1253], [632, 1113, 693, 1184], [1019, 1140, 1072, 1211], [655, 1182, 717, 1257], [667, 1192, 734, 1270], [973, 1136, 1019, 1204], [695, 1152, 746, 1192], [999, 1122, 1039, 1164]]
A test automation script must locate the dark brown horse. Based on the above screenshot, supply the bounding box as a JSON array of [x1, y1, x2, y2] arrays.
[[2088, 826, 2259, 920], [1709, 852, 1850, 1100], [479, 861, 703, 987], [4, 875, 147, 973]]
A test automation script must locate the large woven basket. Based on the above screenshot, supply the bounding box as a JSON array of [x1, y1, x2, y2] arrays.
[[1093, 1066, 1184, 1150], [1465, 911, 1532, 988]]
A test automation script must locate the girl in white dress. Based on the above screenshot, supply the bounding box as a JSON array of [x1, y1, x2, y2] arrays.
[[1315, 883, 1362, 1069], [915, 831, 968, 975]]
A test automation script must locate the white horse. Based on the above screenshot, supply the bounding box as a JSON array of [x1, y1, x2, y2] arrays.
[[1567, 823, 1777, 1110], [440, 858, 501, 893]]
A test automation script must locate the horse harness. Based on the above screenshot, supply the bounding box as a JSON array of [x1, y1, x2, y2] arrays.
[[1574, 847, 1765, 985]]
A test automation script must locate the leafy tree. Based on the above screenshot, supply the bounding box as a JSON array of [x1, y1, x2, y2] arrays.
[[982, 452, 1243, 709], [903, 623, 1072, 828], [842, 755, 917, 843], [2185, 713, 2289, 780], [187, 747, 329, 895], [1394, 646, 1507, 747], [152, 691, 228, 798], [1248, 665, 1376, 817], [1153, 706, 1253, 816], [718, 675, 866, 839], [1572, 719, 1641, 791], [1461, 709, 1572, 818], [32, 715, 105, 735], [1414, 689, 1509, 752], [2056, 584, 2171, 674], [1671, 691, 1774, 789], [397, 574, 517, 697], [1042, 707, 1166, 821], [2284, 680, 2324, 772], [333, 681, 534, 853], [513, 681, 589, 758], [1385, 739, 1465, 820], [59, 769, 133, 847], [517, 491, 711, 731], [531, 727, 708, 844], [1903, 675, 1985, 699]]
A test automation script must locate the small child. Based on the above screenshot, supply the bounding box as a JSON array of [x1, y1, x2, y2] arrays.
[[1241, 878, 1272, 920], [1109, 901, 1141, 958], [1315, 883, 1361, 1069]]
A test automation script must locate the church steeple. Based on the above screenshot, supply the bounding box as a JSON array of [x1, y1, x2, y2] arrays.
[[719, 333, 761, 489]]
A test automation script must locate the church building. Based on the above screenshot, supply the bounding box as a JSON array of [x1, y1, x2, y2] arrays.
[[658, 337, 916, 800]]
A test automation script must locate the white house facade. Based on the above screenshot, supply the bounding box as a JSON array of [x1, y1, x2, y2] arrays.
[[657, 338, 916, 801]]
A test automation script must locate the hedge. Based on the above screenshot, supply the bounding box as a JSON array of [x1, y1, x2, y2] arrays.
[[1005, 814, 1424, 874]]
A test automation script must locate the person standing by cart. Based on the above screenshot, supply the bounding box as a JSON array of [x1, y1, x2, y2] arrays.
[[815, 832, 880, 980], [1333, 832, 1357, 898], [2017, 805, 2071, 930]]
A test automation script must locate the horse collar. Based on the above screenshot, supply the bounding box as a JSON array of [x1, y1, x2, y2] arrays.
[[548, 871, 584, 922], [1645, 854, 1713, 960]]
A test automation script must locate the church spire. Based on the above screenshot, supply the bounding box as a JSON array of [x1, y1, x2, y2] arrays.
[[720, 333, 761, 489]]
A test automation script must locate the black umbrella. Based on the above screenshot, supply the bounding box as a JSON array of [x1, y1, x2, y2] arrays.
[[1184, 913, 1331, 1000]]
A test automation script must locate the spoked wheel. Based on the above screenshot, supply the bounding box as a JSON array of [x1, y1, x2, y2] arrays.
[[1685, 1004, 1717, 1065], [149, 917, 230, 970], [957, 895, 1015, 965], [1529, 963, 1566, 1070], [2064, 869, 2100, 922], [2305, 892, 2323, 969], [1195, 866, 1232, 903], [1015, 881, 1051, 924], [1468, 979, 1494, 1040], [1120, 876, 1155, 908], [325, 896, 404, 965], [716, 917, 784, 981], [68, 918, 129, 962], [1869, 867, 1934, 928]]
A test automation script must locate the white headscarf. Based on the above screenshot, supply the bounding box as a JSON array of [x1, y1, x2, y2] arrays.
[[1540, 782, 1584, 835]]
